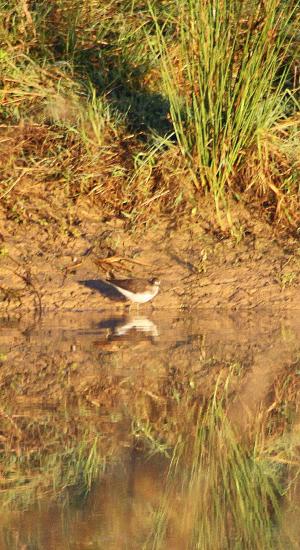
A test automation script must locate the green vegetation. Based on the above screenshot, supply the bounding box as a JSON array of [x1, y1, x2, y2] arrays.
[[143, 366, 300, 550], [0, 0, 299, 229], [151, 0, 300, 223]]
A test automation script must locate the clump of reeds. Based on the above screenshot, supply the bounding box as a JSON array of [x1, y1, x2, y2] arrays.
[[150, 0, 300, 225]]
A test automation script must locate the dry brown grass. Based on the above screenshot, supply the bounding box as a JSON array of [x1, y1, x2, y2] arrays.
[[0, 0, 299, 234]]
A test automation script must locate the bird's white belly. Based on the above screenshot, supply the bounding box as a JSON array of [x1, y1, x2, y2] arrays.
[[117, 287, 158, 303]]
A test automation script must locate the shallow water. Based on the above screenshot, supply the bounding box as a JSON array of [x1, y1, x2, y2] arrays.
[[0, 310, 300, 549]]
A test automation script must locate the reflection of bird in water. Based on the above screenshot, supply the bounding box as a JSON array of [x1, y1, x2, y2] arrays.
[[92, 315, 159, 350], [113, 317, 159, 339], [104, 277, 160, 304]]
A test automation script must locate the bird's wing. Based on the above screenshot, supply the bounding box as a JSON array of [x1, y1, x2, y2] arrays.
[[108, 278, 146, 292]]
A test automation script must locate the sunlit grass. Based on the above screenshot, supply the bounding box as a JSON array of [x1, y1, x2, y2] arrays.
[[0, 0, 299, 228], [150, 0, 299, 224]]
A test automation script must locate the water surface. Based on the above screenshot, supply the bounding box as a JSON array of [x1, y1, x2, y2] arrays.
[[0, 310, 299, 549]]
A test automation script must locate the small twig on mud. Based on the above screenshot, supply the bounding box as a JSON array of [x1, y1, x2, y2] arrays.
[[4, 255, 42, 316], [93, 255, 153, 276], [0, 168, 28, 199], [0, 285, 23, 309], [64, 260, 83, 273], [94, 256, 153, 268]]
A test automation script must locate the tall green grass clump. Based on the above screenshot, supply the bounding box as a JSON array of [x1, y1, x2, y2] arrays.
[[151, 0, 299, 219]]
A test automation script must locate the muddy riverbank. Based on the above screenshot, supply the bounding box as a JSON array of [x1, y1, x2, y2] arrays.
[[1, 198, 300, 313]]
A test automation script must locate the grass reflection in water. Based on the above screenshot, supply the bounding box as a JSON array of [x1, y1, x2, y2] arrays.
[[0, 354, 299, 549]]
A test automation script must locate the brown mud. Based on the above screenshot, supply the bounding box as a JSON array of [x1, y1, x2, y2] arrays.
[[0, 197, 300, 313]]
